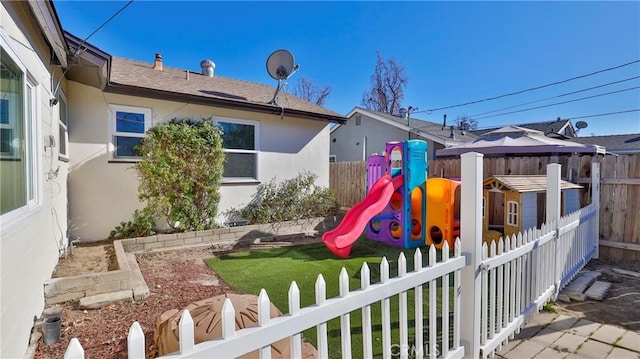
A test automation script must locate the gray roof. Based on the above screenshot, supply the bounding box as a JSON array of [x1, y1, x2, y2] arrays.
[[571, 134, 640, 154], [485, 175, 582, 193], [107, 56, 345, 123], [473, 119, 575, 137], [353, 107, 478, 144]]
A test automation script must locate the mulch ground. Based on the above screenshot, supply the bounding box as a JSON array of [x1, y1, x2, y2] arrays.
[[35, 247, 233, 359]]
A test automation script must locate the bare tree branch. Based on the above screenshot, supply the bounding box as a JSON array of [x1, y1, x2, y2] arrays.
[[361, 52, 408, 114], [292, 76, 332, 106], [454, 114, 479, 130]]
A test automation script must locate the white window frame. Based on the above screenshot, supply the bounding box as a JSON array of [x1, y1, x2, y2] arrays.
[[108, 104, 152, 161], [507, 200, 519, 226], [212, 116, 259, 183], [0, 30, 43, 231], [57, 91, 68, 160]]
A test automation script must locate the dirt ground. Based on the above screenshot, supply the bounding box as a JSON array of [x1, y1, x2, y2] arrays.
[[35, 241, 640, 358], [52, 244, 117, 278]]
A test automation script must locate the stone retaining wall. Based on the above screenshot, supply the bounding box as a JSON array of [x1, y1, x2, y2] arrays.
[[43, 216, 341, 305]]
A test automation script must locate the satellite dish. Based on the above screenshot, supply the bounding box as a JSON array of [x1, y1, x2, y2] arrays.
[[266, 50, 295, 80], [265, 49, 299, 105], [576, 121, 588, 129]]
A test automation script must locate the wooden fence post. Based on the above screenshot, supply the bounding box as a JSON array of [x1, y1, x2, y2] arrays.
[[460, 152, 483, 358], [592, 162, 601, 259]]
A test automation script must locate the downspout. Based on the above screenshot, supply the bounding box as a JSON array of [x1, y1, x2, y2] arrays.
[[362, 136, 367, 161]]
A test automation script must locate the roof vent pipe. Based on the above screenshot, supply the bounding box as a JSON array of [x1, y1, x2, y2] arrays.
[[399, 107, 407, 119], [442, 114, 447, 130], [153, 53, 163, 71], [450, 125, 455, 139], [200, 59, 215, 77]]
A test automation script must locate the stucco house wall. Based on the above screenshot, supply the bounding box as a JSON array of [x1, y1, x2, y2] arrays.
[[68, 81, 330, 241], [0, 2, 69, 357]]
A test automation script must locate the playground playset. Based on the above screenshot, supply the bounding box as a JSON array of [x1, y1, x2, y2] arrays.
[[323, 140, 460, 258]]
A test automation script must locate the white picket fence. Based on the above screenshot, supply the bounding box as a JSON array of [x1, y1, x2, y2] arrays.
[[63, 155, 601, 359]]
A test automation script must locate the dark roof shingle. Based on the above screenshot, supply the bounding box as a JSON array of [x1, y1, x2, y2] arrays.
[[571, 134, 640, 153], [108, 56, 344, 123]]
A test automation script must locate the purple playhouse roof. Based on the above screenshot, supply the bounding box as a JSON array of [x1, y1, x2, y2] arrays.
[[436, 126, 606, 157]]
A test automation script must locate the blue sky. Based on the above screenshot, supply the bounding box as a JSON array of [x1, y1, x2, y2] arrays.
[[53, 1, 639, 136]]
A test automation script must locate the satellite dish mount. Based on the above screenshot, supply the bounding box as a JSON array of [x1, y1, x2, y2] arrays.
[[575, 121, 588, 134], [266, 49, 299, 106]]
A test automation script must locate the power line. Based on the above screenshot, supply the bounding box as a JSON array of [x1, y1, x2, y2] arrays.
[[80, 0, 134, 46], [570, 109, 640, 120], [426, 59, 640, 112], [470, 76, 640, 118], [472, 86, 640, 120]]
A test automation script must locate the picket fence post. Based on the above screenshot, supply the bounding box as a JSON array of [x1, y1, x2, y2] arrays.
[[547, 164, 562, 298], [127, 321, 145, 359], [63, 338, 84, 359], [459, 152, 483, 358], [591, 162, 600, 259]]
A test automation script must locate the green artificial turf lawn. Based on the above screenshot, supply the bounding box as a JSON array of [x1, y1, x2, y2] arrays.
[[206, 238, 451, 358]]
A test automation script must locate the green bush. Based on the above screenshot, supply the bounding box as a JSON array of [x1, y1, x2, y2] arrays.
[[109, 207, 156, 239], [230, 172, 340, 224], [135, 119, 225, 231]]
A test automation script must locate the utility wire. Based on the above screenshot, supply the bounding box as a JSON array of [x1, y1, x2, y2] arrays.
[[569, 109, 640, 120], [79, 0, 134, 48], [470, 76, 640, 117], [426, 59, 640, 112], [472, 86, 640, 120]]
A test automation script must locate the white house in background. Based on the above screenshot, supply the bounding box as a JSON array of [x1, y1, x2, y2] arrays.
[[330, 107, 477, 162], [1, 2, 70, 357], [64, 35, 345, 242]]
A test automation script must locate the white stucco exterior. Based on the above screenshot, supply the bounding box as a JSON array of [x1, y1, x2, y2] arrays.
[[68, 81, 331, 241], [0, 3, 69, 357]]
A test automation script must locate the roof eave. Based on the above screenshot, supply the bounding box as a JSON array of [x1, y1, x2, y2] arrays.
[[104, 83, 346, 124]]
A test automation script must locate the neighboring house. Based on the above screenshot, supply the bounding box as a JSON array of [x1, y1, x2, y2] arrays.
[[1, 2, 70, 357], [571, 133, 640, 154], [330, 107, 477, 162], [64, 34, 345, 242], [472, 117, 577, 139]]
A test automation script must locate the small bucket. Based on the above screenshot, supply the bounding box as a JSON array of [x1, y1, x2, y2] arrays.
[[42, 316, 62, 345]]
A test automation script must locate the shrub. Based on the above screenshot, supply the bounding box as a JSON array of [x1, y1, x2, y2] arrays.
[[109, 207, 156, 239], [230, 172, 340, 224], [136, 119, 225, 231]]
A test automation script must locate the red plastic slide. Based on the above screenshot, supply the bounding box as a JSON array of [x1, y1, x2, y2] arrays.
[[322, 174, 404, 258]]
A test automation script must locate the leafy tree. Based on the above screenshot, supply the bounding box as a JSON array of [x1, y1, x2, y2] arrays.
[[454, 114, 479, 131], [136, 119, 225, 231], [292, 76, 331, 106], [361, 51, 408, 115]]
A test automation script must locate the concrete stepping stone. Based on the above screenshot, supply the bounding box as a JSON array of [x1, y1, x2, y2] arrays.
[[561, 271, 601, 300], [585, 281, 611, 301]]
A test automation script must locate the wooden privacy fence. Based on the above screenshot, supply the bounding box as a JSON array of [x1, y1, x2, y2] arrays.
[[65, 157, 599, 359], [330, 154, 640, 260]]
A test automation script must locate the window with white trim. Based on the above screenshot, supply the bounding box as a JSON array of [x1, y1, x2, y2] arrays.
[[0, 39, 41, 223], [109, 104, 151, 160], [214, 117, 259, 181], [507, 200, 519, 226], [58, 92, 68, 159]]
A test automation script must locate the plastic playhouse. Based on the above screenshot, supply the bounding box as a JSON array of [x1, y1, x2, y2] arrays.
[[322, 140, 461, 258]]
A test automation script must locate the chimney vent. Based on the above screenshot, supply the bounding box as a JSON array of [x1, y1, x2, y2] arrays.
[[200, 59, 215, 77], [399, 107, 407, 119], [442, 114, 447, 130], [152, 53, 163, 71]]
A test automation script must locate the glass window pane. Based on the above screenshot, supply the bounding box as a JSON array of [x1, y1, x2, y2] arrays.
[[219, 122, 254, 150], [114, 136, 142, 157], [59, 126, 67, 155], [59, 97, 67, 126], [0, 99, 8, 124], [0, 48, 26, 215], [116, 111, 145, 134], [223, 152, 255, 178]]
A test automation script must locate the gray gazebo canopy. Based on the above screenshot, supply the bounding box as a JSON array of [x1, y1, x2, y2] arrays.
[[436, 126, 605, 157]]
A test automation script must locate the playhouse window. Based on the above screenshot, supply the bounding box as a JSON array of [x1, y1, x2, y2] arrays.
[[507, 200, 519, 226]]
